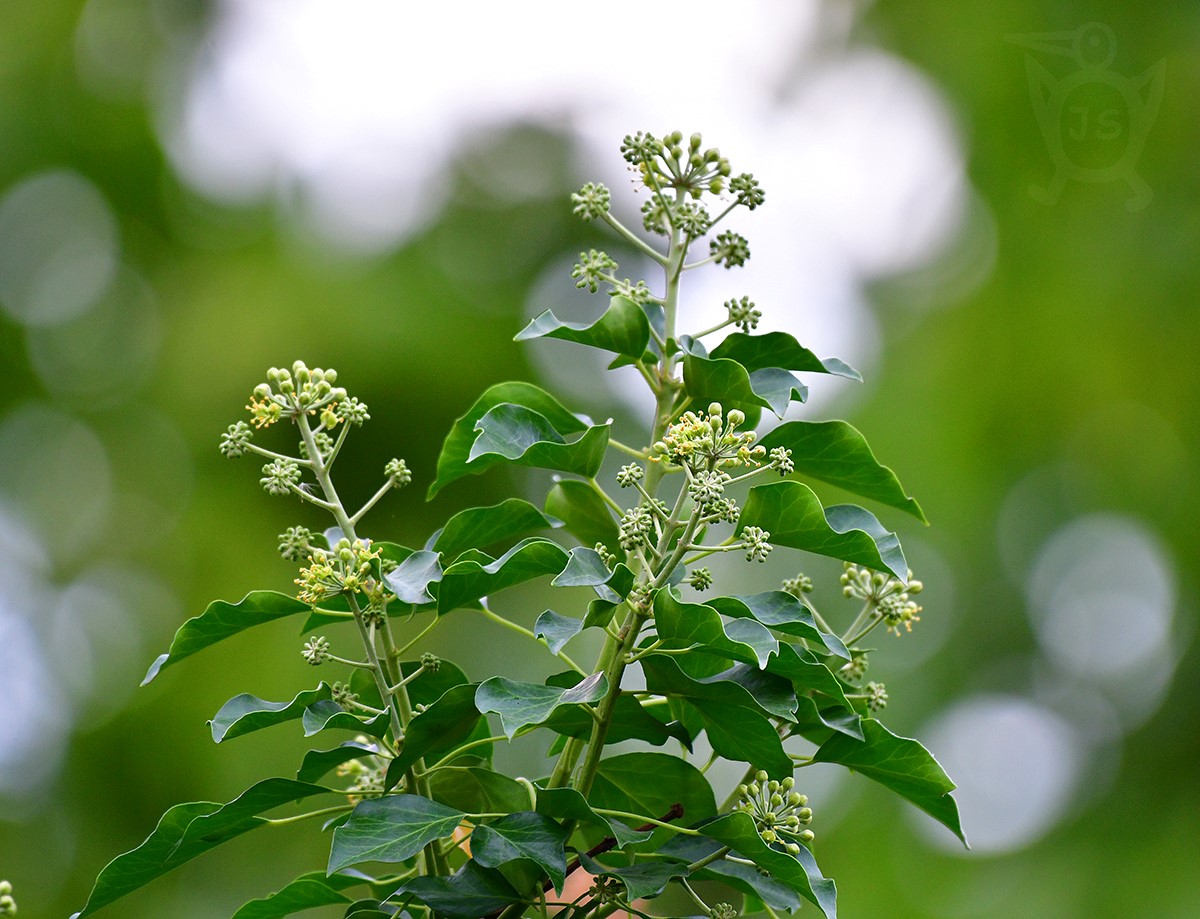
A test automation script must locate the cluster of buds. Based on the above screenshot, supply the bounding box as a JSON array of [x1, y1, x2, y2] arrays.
[[336, 740, 387, 804], [734, 771, 814, 854], [277, 525, 315, 562], [618, 504, 656, 551], [740, 526, 773, 563], [710, 230, 750, 269], [301, 635, 331, 665], [841, 563, 924, 636], [245, 362, 347, 430], [710, 905, 738, 919], [684, 566, 714, 591], [864, 681, 889, 712], [0, 880, 14, 917], [571, 249, 618, 293], [652, 403, 763, 471], [621, 130, 734, 201], [571, 181, 611, 220], [782, 573, 813, 597], [725, 296, 761, 332], [295, 538, 384, 607], [839, 653, 869, 683]]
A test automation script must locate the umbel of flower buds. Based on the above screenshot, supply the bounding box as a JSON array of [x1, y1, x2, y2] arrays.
[[734, 771, 815, 854]]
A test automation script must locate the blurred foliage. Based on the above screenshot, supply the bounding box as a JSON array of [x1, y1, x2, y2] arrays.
[[0, 1, 1197, 917]]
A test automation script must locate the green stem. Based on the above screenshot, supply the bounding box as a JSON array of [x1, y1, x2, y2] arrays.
[[476, 603, 586, 675], [263, 803, 353, 827]]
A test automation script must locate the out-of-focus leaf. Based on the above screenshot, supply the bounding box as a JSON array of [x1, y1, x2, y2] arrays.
[[760, 420, 926, 522], [72, 779, 332, 918], [475, 673, 607, 739], [737, 482, 907, 580], [142, 591, 310, 684], [231, 871, 367, 918], [328, 795, 465, 873], [812, 720, 967, 845], [515, 295, 651, 360]]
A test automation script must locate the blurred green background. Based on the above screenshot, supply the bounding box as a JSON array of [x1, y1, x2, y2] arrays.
[[1, 1, 1197, 917]]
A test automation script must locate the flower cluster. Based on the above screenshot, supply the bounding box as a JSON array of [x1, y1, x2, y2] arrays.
[[278, 526, 314, 562], [782, 573, 813, 597], [740, 525, 773, 563], [618, 505, 656, 551], [219, 421, 253, 457], [0, 880, 15, 917], [651, 403, 764, 471], [621, 130, 734, 200], [734, 771, 814, 854], [260, 457, 302, 496], [295, 538, 383, 607], [571, 181, 611, 220], [710, 230, 750, 268], [865, 681, 889, 711], [841, 563, 924, 636], [245, 361, 347, 430], [336, 740, 387, 804], [384, 458, 412, 487], [571, 249, 618, 293], [684, 566, 714, 591], [302, 635, 331, 665], [725, 296, 761, 332]]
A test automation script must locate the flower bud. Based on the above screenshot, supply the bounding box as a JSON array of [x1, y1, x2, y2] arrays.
[[755, 769, 768, 783], [728, 409, 745, 427]]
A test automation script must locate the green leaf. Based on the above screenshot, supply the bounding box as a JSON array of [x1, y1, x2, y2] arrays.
[[142, 590, 310, 684], [589, 752, 717, 835], [688, 699, 793, 776], [385, 683, 484, 788], [231, 871, 366, 919], [210, 684, 332, 743], [430, 382, 596, 499], [383, 550, 443, 605], [737, 481, 907, 580], [301, 701, 390, 739], [475, 673, 607, 739], [297, 741, 380, 784], [710, 331, 861, 381], [533, 610, 584, 654], [641, 655, 797, 722], [515, 295, 652, 360], [812, 720, 967, 845], [471, 812, 570, 892], [658, 836, 801, 912], [709, 592, 849, 659], [544, 479, 620, 551], [765, 644, 856, 713], [700, 812, 837, 918], [579, 853, 691, 901], [470, 403, 609, 482], [72, 779, 331, 918], [533, 786, 652, 848], [680, 338, 805, 417], [437, 537, 570, 614], [653, 588, 778, 668], [430, 498, 561, 558], [793, 695, 863, 741], [428, 767, 530, 815], [760, 420, 927, 522], [545, 689, 688, 748], [393, 861, 523, 917], [328, 795, 465, 873]]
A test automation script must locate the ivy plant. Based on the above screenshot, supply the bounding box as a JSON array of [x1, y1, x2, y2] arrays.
[[75, 130, 965, 919]]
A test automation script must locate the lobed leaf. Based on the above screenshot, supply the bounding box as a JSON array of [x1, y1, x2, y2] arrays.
[[383, 550, 443, 605], [737, 481, 908, 580], [544, 479, 620, 553], [475, 673, 607, 739], [469, 403, 609, 481], [328, 795, 465, 873], [72, 779, 332, 918], [709, 591, 849, 659], [301, 701, 390, 739], [760, 420, 927, 522], [680, 337, 806, 417], [515, 295, 652, 360], [470, 811, 570, 892], [533, 609, 584, 654], [533, 786, 652, 848], [812, 720, 967, 845], [709, 330, 861, 380], [391, 861, 523, 918], [142, 590, 310, 685]]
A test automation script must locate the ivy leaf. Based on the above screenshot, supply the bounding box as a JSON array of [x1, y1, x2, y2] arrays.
[[533, 786, 652, 848], [429, 498, 561, 559], [812, 720, 967, 845], [533, 610, 584, 654], [737, 481, 908, 580], [658, 836, 801, 912], [471, 812, 570, 892], [760, 420, 927, 523], [641, 655, 797, 722], [383, 550, 443, 605], [699, 812, 838, 918], [765, 645, 857, 719], [297, 740, 380, 784], [72, 779, 332, 918], [544, 478, 620, 552], [428, 766, 530, 815], [475, 673, 607, 739], [328, 795, 465, 873], [709, 330, 861, 381], [210, 684, 333, 743], [653, 588, 778, 668], [231, 870, 367, 919], [470, 403, 610, 481], [680, 338, 805, 417], [579, 853, 691, 901], [589, 752, 718, 836], [437, 538, 570, 614], [301, 701, 390, 739], [142, 590, 309, 684], [793, 695, 864, 741], [392, 861, 523, 918], [687, 699, 793, 776], [544, 674, 689, 748], [709, 592, 849, 659], [384, 684, 484, 789], [430, 382, 599, 499], [515, 295, 652, 360]]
